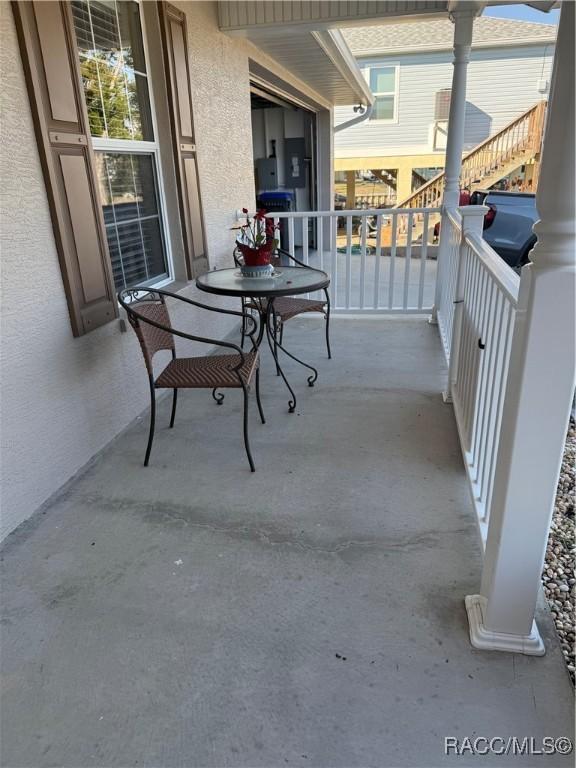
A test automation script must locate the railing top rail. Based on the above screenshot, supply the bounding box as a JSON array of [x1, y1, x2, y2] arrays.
[[465, 231, 520, 306], [265, 206, 441, 219], [446, 207, 462, 230]]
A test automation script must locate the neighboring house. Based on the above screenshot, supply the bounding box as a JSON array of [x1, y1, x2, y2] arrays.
[[334, 17, 556, 205]]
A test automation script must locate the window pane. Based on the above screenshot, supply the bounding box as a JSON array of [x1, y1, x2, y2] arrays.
[[71, 0, 153, 140], [117, 0, 147, 73], [372, 96, 395, 120], [370, 67, 395, 94], [96, 152, 168, 289]]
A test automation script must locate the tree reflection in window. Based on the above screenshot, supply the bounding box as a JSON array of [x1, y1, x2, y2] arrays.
[[71, 0, 153, 140]]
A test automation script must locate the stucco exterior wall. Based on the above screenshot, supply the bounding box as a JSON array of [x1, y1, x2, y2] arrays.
[[0, 1, 327, 540]]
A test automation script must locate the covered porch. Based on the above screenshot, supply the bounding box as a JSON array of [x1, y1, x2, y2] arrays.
[[2, 316, 573, 767], [1, 0, 574, 764]]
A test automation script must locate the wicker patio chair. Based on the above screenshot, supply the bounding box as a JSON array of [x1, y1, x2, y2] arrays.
[[118, 287, 265, 472], [233, 246, 331, 360]]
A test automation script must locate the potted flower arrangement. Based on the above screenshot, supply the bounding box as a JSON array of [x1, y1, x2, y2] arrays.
[[234, 208, 279, 278]]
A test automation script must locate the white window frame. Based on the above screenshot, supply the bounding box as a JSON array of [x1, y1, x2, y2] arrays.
[[364, 64, 400, 124], [82, 0, 174, 290]]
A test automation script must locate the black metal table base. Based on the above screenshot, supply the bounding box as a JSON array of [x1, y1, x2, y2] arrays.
[[250, 299, 319, 413]]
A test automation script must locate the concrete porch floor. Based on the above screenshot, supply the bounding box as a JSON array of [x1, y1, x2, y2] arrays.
[[1, 317, 573, 768]]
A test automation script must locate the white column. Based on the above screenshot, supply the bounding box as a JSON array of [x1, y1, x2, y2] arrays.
[[465, 0, 576, 655], [431, 8, 476, 321]]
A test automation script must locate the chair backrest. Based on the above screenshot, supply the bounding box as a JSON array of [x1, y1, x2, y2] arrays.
[[125, 298, 175, 375]]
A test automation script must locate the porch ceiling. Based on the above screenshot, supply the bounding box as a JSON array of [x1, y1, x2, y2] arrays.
[[219, 1, 452, 107], [248, 28, 374, 107]]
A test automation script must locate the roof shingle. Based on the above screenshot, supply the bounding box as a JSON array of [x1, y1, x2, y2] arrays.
[[342, 16, 556, 56]]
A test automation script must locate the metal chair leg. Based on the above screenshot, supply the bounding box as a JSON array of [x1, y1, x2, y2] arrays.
[[255, 367, 265, 424], [240, 380, 256, 472], [144, 377, 156, 467], [169, 388, 178, 428], [240, 312, 246, 349], [324, 291, 332, 359], [274, 314, 281, 376]]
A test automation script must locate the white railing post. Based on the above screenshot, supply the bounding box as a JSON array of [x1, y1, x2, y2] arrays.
[[431, 7, 476, 324], [443, 205, 486, 402], [465, 0, 576, 655]]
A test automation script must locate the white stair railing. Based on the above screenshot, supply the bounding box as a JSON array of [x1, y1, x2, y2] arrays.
[[265, 207, 441, 313]]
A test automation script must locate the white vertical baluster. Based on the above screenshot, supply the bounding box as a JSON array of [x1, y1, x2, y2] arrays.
[[302, 216, 309, 265], [345, 216, 352, 309], [331, 217, 338, 309], [403, 212, 413, 309], [373, 214, 383, 309], [418, 211, 429, 309], [302, 217, 310, 297], [288, 216, 295, 258], [388, 214, 398, 309], [359, 213, 367, 309], [318, 215, 324, 273]]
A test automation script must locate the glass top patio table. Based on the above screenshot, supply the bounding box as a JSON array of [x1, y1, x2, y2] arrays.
[[196, 265, 330, 414], [196, 266, 329, 298]]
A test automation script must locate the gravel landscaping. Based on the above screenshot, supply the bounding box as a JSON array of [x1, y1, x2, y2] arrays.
[[543, 419, 575, 684]]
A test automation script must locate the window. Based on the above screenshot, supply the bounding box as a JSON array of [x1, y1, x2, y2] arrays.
[[71, 0, 170, 290], [368, 66, 398, 122]]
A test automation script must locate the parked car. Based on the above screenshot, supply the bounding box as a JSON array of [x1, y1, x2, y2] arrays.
[[471, 189, 538, 268], [433, 190, 538, 269]]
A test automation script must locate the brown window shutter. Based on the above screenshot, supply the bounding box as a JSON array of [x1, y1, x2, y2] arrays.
[[159, 2, 208, 279], [12, 1, 117, 337]]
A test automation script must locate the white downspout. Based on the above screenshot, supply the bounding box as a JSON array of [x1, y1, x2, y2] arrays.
[[333, 103, 373, 133]]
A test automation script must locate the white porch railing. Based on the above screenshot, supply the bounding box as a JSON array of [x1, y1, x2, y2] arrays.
[[266, 207, 441, 313], [443, 207, 520, 540]]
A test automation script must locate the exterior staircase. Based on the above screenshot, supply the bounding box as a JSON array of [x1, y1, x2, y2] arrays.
[[396, 101, 547, 209]]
